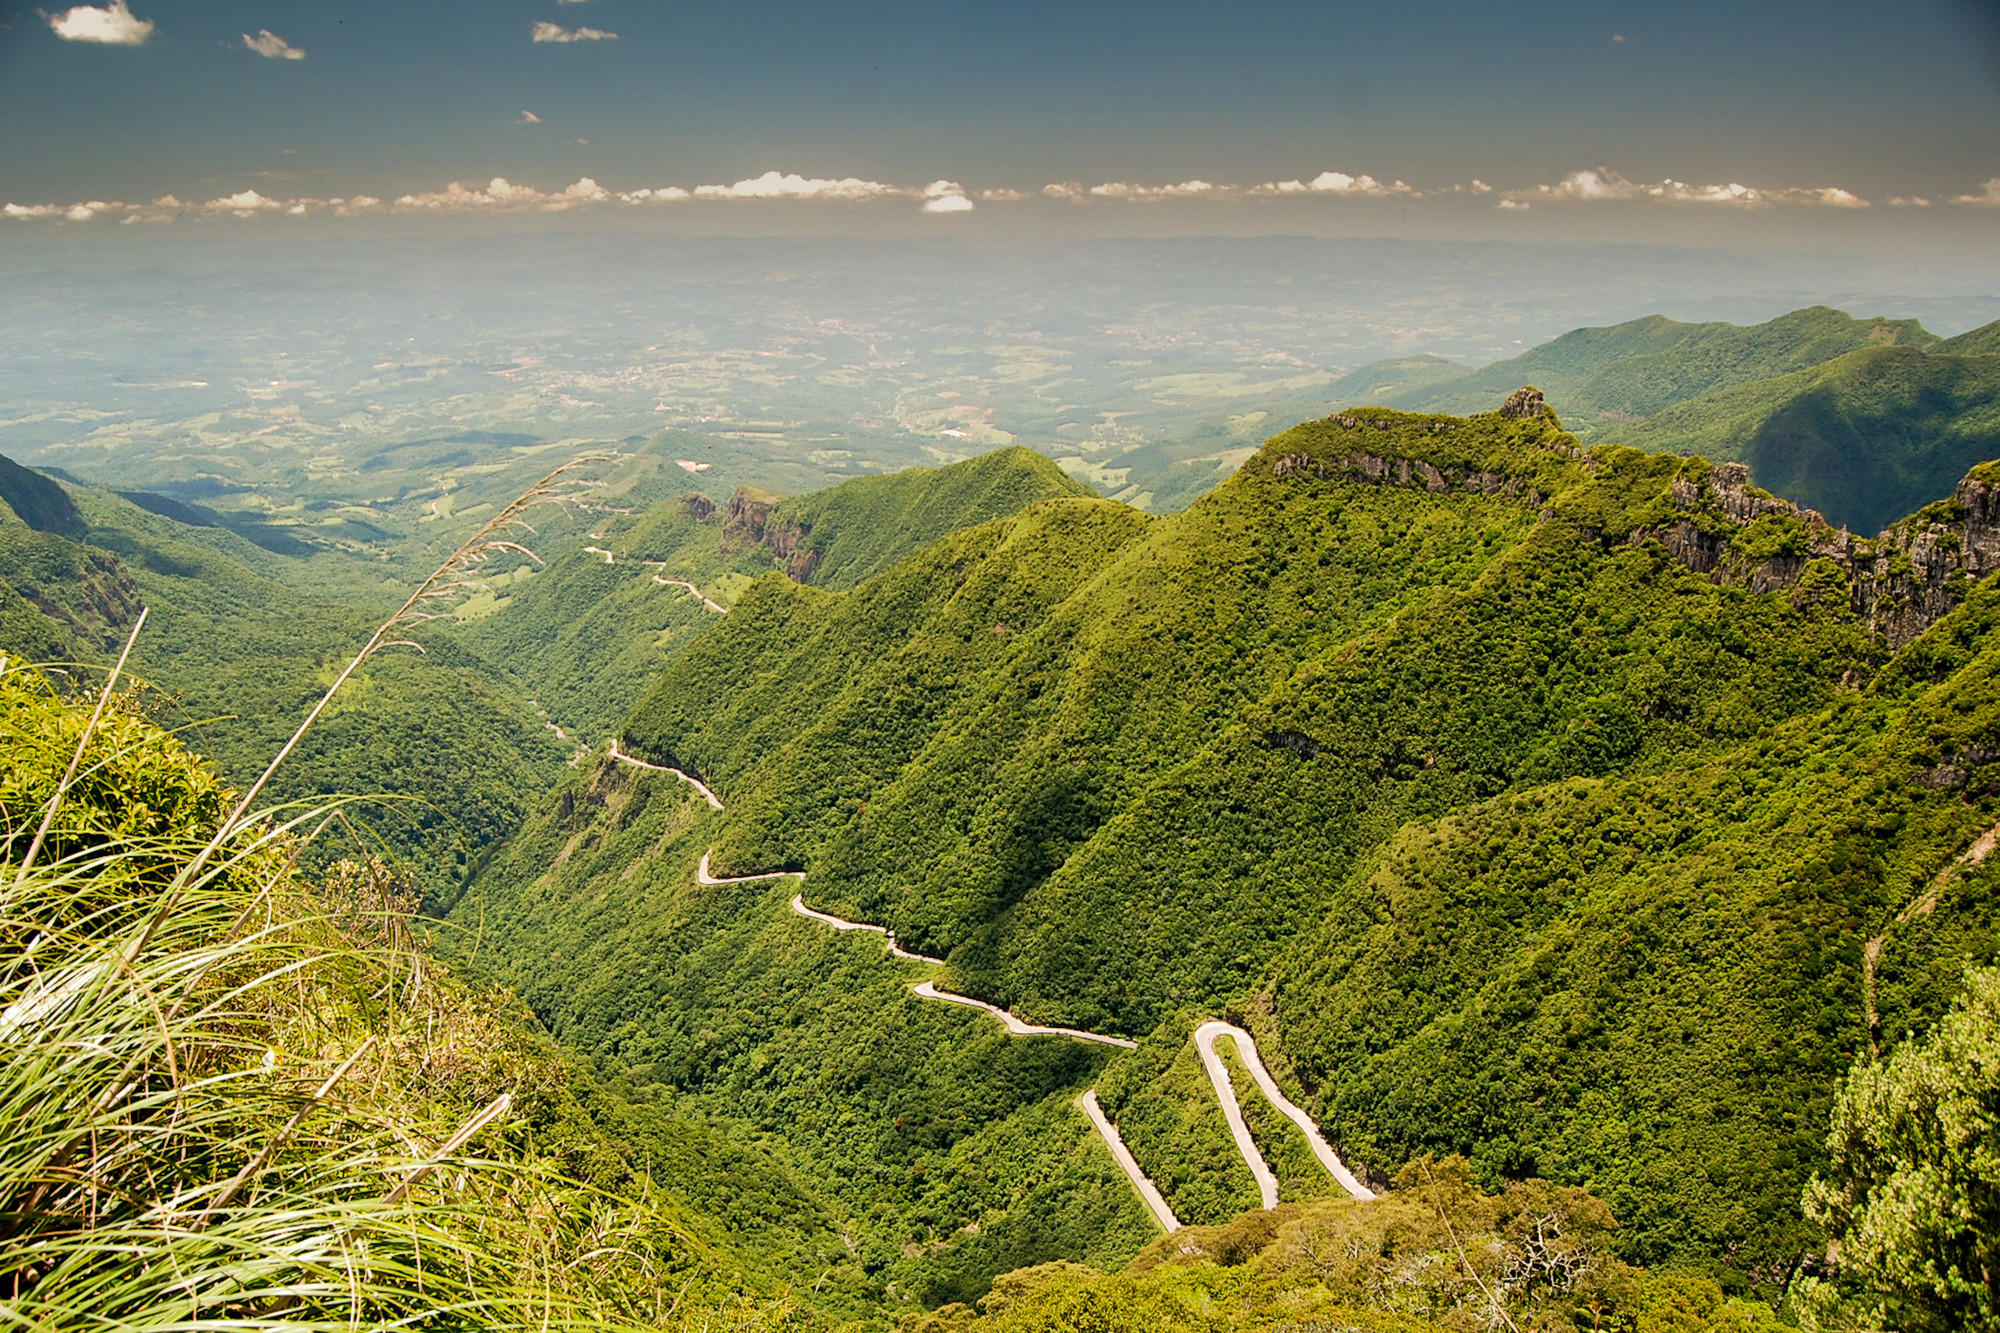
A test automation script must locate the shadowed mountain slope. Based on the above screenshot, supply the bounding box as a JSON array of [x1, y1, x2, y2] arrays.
[[1616, 343, 2000, 533]]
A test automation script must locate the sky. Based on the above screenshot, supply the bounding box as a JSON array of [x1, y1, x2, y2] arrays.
[[1, 0, 1998, 244]]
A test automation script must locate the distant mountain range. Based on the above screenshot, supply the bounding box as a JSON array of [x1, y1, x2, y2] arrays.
[[1350, 306, 2000, 534]]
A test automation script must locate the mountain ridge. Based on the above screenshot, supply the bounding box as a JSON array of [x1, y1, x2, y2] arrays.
[[453, 404, 2000, 1293]]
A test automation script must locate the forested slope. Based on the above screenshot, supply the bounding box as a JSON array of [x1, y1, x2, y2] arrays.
[[0, 635, 815, 1331], [0, 462, 569, 892], [454, 448, 1093, 738], [571, 402, 2000, 1291]]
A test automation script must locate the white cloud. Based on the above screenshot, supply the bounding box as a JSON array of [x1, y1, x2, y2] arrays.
[[205, 189, 283, 217], [1777, 185, 1868, 208], [921, 179, 973, 212], [1522, 167, 1643, 202], [49, 0, 153, 45], [532, 21, 618, 42], [618, 186, 692, 203], [515, 110, 543, 124], [0, 165, 1904, 226], [1887, 195, 1931, 207], [693, 170, 898, 201], [1252, 171, 1413, 198], [393, 176, 617, 213], [1504, 167, 1869, 209], [1087, 179, 1229, 202], [243, 29, 304, 59], [1951, 179, 2000, 207]]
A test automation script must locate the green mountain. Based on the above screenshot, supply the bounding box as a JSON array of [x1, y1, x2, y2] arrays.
[[0, 459, 569, 893], [1385, 306, 1935, 430], [768, 446, 1095, 588], [1938, 316, 2000, 356], [448, 403, 2000, 1308], [452, 447, 1094, 739], [1616, 343, 2000, 533], [0, 450, 87, 538], [1100, 358, 1473, 516]]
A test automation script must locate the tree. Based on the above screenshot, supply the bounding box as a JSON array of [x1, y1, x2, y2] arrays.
[[1803, 967, 2000, 1331]]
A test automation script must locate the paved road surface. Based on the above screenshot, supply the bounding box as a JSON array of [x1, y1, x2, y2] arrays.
[[1196, 1020, 1376, 1204]]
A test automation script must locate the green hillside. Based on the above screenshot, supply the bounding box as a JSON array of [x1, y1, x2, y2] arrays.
[[1938, 315, 2000, 356], [1109, 358, 1474, 515], [1388, 306, 1935, 431], [453, 410, 2000, 1302], [0, 465, 569, 894], [453, 447, 1094, 738], [1617, 343, 2000, 533], [772, 446, 1096, 588]]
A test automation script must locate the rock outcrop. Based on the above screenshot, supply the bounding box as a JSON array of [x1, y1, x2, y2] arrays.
[[723, 485, 820, 582], [724, 487, 807, 561], [1655, 462, 2000, 647], [1268, 405, 2000, 649]]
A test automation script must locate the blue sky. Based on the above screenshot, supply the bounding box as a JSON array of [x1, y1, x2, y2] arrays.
[[2, 0, 1997, 237]]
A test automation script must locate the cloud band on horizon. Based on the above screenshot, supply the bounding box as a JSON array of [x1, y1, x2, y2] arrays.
[[7, 166, 1988, 226]]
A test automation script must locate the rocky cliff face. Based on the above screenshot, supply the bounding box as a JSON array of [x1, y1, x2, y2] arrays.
[[1656, 461, 2000, 647], [0, 529, 143, 652], [724, 488, 806, 558], [723, 487, 820, 583]]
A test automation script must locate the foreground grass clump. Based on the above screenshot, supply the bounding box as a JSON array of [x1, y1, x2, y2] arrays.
[[0, 661, 803, 1329]]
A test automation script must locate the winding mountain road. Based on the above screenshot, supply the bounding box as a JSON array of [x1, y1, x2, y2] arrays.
[[607, 733, 1377, 1228], [911, 981, 1136, 1048], [607, 739, 724, 810], [1196, 1021, 1375, 1204], [649, 571, 729, 613], [788, 889, 946, 963]]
